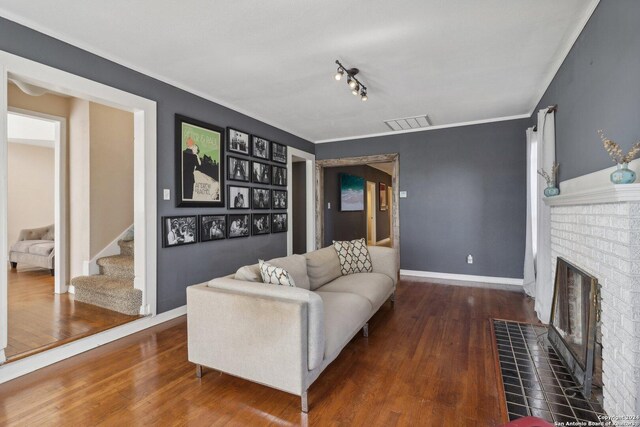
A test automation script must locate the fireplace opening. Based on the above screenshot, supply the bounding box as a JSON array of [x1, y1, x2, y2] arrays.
[[549, 257, 603, 403]]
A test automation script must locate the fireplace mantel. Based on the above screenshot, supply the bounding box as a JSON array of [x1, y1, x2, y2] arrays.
[[544, 183, 640, 206]]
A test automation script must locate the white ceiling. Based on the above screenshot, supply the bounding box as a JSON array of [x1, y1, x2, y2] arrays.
[[0, 1, 599, 143]]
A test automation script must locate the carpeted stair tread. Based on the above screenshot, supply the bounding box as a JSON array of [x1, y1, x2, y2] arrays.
[[118, 239, 134, 256], [97, 254, 134, 279], [72, 275, 141, 315], [72, 275, 136, 296]]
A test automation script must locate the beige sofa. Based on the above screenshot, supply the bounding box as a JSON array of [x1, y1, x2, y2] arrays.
[[187, 245, 398, 412], [9, 224, 55, 275]]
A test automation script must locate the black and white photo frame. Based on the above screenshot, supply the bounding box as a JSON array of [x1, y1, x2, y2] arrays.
[[228, 185, 250, 209], [252, 135, 270, 160], [228, 214, 250, 238], [228, 156, 250, 182], [227, 127, 250, 156], [162, 215, 198, 248], [272, 165, 287, 187], [252, 187, 271, 209], [272, 213, 288, 233], [200, 215, 227, 242], [252, 213, 271, 235], [272, 189, 287, 210], [251, 161, 271, 184], [271, 142, 287, 164]]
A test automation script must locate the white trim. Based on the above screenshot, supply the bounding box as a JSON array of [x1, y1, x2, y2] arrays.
[[314, 114, 531, 144], [527, 0, 601, 116], [0, 50, 158, 364], [0, 306, 186, 383], [7, 137, 54, 148], [558, 157, 640, 194], [287, 147, 315, 255], [544, 183, 640, 207], [400, 269, 524, 286], [83, 225, 133, 276], [0, 64, 7, 364], [9, 107, 68, 294], [0, 10, 315, 144], [366, 181, 377, 245]]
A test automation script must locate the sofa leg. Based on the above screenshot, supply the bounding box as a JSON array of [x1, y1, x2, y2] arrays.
[[390, 291, 396, 308], [195, 364, 203, 378], [362, 323, 369, 338], [50, 269, 55, 277], [10, 262, 16, 269], [301, 391, 308, 413]]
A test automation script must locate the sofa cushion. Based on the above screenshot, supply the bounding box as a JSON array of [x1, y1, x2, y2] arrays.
[[333, 238, 373, 275], [316, 291, 371, 359], [305, 246, 342, 290], [28, 242, 55, 257], [316, 272, 393, 310], [10, 240, 51, 254], [235, 263, 262, 282], [259, 260, 296, 287], [266, 255, 310, 290]]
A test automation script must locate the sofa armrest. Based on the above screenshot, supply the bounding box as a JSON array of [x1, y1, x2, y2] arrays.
[[187, 279, 324, 394], [368, 246, 399, 285], [17, 225, 53, 242]]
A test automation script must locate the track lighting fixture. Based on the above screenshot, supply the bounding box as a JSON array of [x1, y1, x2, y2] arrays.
[[334, 59, 368, 101]]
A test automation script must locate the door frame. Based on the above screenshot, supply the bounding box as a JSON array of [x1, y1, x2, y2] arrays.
[[0, 50, 157, 364], [287, 147, 315, 255], [366, 181, 377, 245], [7, 107, 68, 294], [315, 153, 400, 266]]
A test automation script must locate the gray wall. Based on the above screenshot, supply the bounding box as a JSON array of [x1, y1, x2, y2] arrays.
[[323, 165, 392, 247], [316, 119, 528, 278], [292, 162, 306, 254], [535, 0, 640, 181], [0, 17, 314, 312]]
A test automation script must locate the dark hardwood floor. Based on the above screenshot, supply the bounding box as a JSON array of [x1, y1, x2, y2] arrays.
[[0, 280, 538, 426], [6, 266, 140, 361]]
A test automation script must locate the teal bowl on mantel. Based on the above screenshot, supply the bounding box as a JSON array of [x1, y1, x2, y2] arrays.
[[544, 186, 560, 197], [610, 163, 636, 184]]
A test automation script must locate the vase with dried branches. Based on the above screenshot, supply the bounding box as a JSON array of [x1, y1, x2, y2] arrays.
[[599, 130, 640, 184], [538, 162, 560, 197]]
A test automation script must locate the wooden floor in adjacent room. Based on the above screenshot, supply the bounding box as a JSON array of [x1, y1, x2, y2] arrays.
[[0, 279, 539, 426], [6, 267, 140, 361]]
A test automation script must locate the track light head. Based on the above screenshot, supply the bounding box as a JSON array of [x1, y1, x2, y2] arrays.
[[334, 68, 344, 81], [360, 91, 368, 102], [348, 78, 358, 90]]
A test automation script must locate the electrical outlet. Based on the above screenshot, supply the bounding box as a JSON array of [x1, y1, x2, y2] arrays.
[[467, 254, 473, 264], [163, 189, 171, 200], [328, 202, 331, 209]]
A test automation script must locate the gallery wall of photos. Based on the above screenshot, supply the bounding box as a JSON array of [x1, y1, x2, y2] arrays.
[[163, 116, 289, 248]]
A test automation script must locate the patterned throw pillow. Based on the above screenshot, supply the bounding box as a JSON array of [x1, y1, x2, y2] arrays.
[[259, 259, 296, 287], [332, 238, 373, 275]]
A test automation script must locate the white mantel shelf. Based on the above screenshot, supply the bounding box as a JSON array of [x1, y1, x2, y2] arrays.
[[544, 183, 640, 206]]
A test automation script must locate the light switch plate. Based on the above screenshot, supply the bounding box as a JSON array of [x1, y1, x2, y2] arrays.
[[163, 189, 171, 200], [400, 191, 408, 198]]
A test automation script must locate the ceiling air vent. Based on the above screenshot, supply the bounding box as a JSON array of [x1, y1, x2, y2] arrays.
[[384, 114, 431, 131]]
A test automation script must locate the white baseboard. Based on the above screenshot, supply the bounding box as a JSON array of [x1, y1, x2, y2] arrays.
[[0, 305, 186, 384], [400, 269, 524, 288]]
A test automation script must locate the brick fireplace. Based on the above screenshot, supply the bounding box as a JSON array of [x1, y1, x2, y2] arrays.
[[546, 185, 640, 416]]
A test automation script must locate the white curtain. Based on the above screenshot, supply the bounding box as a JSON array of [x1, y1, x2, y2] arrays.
[[534, 108, 556, 324], [523, 127, 536, 297]]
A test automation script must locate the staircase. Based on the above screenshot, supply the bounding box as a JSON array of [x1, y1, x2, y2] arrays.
[[71, 239, 142, 316]]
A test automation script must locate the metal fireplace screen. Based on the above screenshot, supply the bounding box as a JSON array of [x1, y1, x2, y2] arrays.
[[549, 257, 599, 397]]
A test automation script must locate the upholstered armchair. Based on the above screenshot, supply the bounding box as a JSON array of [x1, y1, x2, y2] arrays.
[[9, 224, 55, 275]]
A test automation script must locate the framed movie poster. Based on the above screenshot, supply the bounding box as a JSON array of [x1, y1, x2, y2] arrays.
[[251, 161, 271, 184], [252, 213, 271, 235], [162, 215, 198, 248], [272, 189, 287, 210], [252, 135, 270, 160], [200, 215, 227, 242], [272, 165, 287, 187], [252, 187, 271, 209], [228, 214, 250, 238], [228, 185, 250, 209], [227, 127, 250, 155], [379, 182, 388, 211], [339, 173, 364, 211], [228, 156, 250, 182], [271, 142, 287, 164], [176, 115, 225, 207], [272, 213, 288, 233]]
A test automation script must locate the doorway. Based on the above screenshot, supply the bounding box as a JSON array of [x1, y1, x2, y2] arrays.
[[366, 181, 377, 245], [287, 147, 315, 255]]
